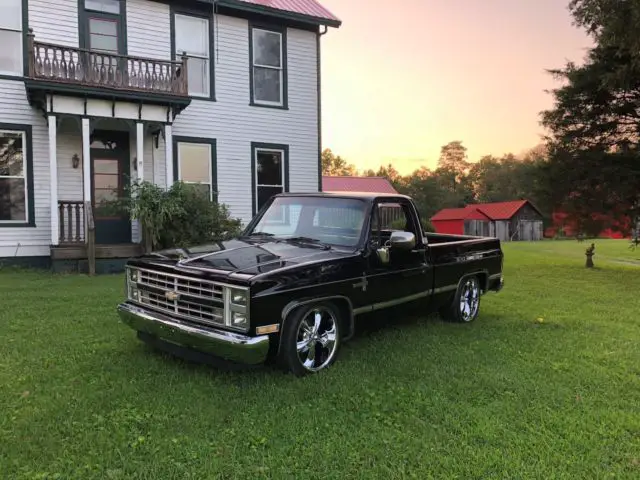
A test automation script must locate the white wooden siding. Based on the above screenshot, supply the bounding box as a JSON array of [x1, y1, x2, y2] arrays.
[[1, 2, 320, 258], [29, 0, 79, 47], [0, 80, 51, 258], [126, 0, 171, 59], [172, 14, 319, 223]]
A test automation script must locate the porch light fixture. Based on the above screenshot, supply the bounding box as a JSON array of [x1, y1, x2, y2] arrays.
[[133, 157, 137, 171], [72, 154, 80, 169]]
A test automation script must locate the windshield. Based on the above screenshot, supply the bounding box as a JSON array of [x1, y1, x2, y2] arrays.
[[246, 196, 368, 248]]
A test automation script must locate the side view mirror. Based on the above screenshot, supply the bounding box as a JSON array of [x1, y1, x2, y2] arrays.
[[375, 231, 416, 265], [389, 231, 416, 250]]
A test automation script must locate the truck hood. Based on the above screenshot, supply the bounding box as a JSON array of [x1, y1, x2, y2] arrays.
[[130, 239, 355, 281]]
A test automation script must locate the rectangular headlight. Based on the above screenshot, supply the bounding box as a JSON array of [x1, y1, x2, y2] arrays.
[[128, 267, 139, 283], [223, 286, 249, 331], [230, 289, 247, 306], [231, 312, 248, 328]]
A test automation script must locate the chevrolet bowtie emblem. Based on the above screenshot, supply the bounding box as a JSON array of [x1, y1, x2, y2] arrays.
[[165, 291, 180, 301]]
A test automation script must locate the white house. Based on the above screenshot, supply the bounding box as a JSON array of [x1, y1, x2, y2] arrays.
[[0, 0, 340, 269]]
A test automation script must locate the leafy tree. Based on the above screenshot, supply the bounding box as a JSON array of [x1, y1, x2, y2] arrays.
[[321, 148, 357, 176], [437, 141, 470, 191], [541, 1, 640, 232]]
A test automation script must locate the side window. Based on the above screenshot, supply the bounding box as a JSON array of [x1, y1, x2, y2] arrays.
[[369, 201, 419, 243]]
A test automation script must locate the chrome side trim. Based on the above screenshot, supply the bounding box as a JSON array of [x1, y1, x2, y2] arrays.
[[353, 289, 436, 316], [489, 273, 502, 281], [117, 303, 269, 365], [353, 306, 371, 315], [433, 284, 458, 294]]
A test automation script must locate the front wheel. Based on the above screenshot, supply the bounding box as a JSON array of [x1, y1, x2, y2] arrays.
[[278, 302, 342, 376], [439, 275, 482, 323]]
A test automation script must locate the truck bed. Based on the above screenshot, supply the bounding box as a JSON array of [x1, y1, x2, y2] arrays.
[[424, 232, 503, 294]]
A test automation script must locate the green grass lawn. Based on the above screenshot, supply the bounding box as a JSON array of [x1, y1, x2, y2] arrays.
[[1, 240, 639, 479]]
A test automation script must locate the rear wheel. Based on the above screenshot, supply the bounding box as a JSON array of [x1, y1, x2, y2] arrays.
[[439, 276, 481, 323], [278, 302, 342, 376]]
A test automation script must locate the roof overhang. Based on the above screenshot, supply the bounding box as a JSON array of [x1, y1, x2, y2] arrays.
[[25, 79, 191, 120], [208, 0, 342, 28]]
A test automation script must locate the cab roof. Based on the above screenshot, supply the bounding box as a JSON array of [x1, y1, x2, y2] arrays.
[[275, 191, 412, 202]]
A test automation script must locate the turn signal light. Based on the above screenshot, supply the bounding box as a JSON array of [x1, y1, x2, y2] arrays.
[[256, 324, 280, 335]]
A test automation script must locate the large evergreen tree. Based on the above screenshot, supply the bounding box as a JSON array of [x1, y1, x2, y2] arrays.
[[541, 0, 640, 234]]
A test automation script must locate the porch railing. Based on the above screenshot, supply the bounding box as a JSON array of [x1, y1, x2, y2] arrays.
[[59, 201, 85, 244], [27, 29, 189, 96], [58, 200, 95, 275]]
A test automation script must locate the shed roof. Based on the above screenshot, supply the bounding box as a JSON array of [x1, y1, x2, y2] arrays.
[[322, 176, 399, 194], [228, 0, 341, 26], [431, 205, 491, 222], [431, 200, 538, 222]]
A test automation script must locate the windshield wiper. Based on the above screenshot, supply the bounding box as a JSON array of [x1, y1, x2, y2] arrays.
[[284, 236, 332, 250], [246, 232, 275, 237]]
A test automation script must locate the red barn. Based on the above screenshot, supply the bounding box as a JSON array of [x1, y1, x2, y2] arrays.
[[431, 200, 544, 241]]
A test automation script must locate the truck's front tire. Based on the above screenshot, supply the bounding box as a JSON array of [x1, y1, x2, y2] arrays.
[[439, 275, 481, 323], [278, 302, 342, 376]]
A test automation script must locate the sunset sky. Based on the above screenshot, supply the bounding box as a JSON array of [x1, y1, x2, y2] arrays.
[[319, 0, 593, 173]]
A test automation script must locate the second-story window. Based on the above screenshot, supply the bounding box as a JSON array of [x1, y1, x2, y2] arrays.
[[82, 0, 125, 55], [0, 0, 22, 76], [250, 26, 286, 107], [174, 14, 210, 98]]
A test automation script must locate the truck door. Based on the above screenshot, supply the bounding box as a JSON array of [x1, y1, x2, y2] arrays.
[[364, 199, 433, 311]]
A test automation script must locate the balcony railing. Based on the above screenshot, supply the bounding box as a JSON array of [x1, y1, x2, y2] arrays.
[[27, 29, 189, 96]]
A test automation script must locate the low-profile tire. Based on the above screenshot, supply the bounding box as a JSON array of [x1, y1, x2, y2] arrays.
[[278, 302, 342, 376], [439, 275, 482, 323]]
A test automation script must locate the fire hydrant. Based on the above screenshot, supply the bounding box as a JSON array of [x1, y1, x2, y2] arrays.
[[585, 243, 595, 268]]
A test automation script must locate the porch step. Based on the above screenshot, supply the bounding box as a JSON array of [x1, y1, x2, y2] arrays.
[[51, 243, 143, 261], [51, 258, 131, 275]]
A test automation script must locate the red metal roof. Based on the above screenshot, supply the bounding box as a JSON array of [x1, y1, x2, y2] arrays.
[[475, 200, 530, 220], [322, 176, 399, 194], [431, 205, 491, 221], [234, 0, 340, 24], [431, 200, 532, 221]]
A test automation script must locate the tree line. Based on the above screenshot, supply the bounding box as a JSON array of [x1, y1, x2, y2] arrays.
[[322, 141, 551, 230]]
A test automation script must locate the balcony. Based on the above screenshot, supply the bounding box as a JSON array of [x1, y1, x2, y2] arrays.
[[25, 30, 191, 114]]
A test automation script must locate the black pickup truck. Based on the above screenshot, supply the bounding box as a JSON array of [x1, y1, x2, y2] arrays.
[[117, 192, 504, 375]]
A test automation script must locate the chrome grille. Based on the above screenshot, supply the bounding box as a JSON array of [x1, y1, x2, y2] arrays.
[[133, 268, 226, 328], [138, 269, 223, 302], [139, 290, 224, 326]]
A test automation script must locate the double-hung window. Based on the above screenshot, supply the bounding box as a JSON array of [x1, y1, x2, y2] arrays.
[[251, 26, 286, 107], [83, 0, 124, 53], [253, 144, 289, 214], [0, 0, 23, 76], [175, 140, 215, 200], [0, 129, 29, 223], [174, 14, 211, 98]]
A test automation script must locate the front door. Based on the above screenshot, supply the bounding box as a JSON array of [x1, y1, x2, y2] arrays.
[[90, 130, 131, 244], [365, 199, 433, 308]]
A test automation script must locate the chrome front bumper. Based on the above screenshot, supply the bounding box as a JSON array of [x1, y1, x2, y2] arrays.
[[117, 303, 270, 365]]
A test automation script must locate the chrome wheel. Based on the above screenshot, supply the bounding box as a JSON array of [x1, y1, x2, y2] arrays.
[[296, 307, 338, 372], [459, 278, 480, 322]]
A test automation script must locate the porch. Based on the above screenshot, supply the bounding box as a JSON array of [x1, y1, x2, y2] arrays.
[[47, 116, 174, 272]]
